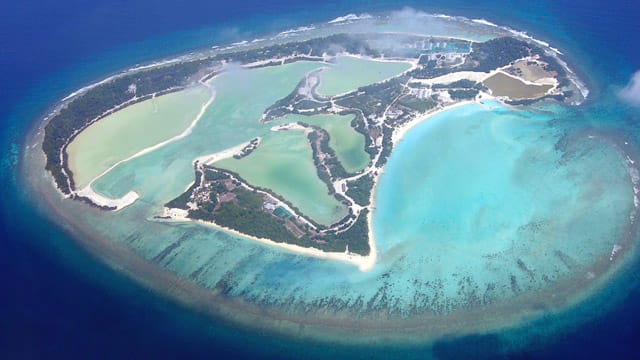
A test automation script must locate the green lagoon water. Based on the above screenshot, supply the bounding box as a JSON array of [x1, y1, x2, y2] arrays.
[[91, 61, 324, 203], [87, 57, 404, 223], [68, 85, 211, 188], [282, 113, 370, 173], [216, 130, 347, 225], [316, 56, 411, 96]]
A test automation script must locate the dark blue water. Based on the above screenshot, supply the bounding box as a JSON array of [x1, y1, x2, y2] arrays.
[[1, 1, 639, 358]]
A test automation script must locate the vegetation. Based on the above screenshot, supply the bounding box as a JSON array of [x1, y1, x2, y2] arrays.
[[165, 168, 202, 210], [325, 210, 370, 255], [43, 60, 212, 193], [316, 128, 352, 179], [346, 175, 374, 206], [397, 96, 437, 113], [233, 138, 260, 159], [465, 37, 531, 72], [307, 126, 354, 196], [203, 168, 230, 181], [335, 77, 406, 120], [449, 89, 479, 100], [234, 188, 263, 210], [221, 33, 381, 65], [212, 202, 301, 243], [349, 113, 377, 159], [375, 125, 395, 167], [410, 59, 460, 79], [262, 77, 331, 122]]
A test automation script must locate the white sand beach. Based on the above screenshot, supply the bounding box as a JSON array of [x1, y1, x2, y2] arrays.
[[161, 206, 376, 272], [392, 99, 476, 146]]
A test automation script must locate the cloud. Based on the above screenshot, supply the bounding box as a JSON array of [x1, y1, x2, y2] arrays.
[[389, 7, 429, 21], [619, 70, 640, 106]]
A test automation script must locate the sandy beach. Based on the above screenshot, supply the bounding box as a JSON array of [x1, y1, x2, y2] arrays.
[[76, 187, 140, 210], [161, 206, 376, 272], [194, 139, 254, 165], [164, 139, 377, 271], [71, 83, 217, 210], [412, 70, 495, 86], [392, 99, 476, 145]]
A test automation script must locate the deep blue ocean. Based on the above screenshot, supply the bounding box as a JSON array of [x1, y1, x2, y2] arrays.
[[1, 0, 639, 358]]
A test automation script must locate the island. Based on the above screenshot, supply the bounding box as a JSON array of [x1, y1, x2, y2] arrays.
[[38, 33, 575, 266], [41, 31, 581, 265], [26, 11, 640, 346]]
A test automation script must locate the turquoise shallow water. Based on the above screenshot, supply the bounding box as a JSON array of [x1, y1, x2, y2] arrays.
[[23, 97, 637, 343], [374, 101, 634, 305]]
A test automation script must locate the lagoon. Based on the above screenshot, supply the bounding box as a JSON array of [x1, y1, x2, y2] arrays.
[[215, 130, 348, 225], [282, 113, 370, 173], [374, 101, 633, 304], [67, 85, 211, 188], [90, 61, 325, 202], [316, 56, 411, 96]]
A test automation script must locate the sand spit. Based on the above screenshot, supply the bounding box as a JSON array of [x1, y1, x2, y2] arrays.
[[71, 83, 217, 210], [161, 206, 375, 272]]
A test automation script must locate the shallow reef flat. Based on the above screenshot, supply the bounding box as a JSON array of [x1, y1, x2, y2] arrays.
[[374, 102, 634, 311]]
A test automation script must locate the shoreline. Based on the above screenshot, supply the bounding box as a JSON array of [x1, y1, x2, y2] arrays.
[[42, 10, 587, 131], [194, 140, 252, 165], [392, 99, 476, 146], [165, 142, 376, 272], [70, 82, 217, 210], [23, 109, 640, 345], [163, 208, 375, 272], [43, 12, 585, 204], [27, 154, 640, 346]]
